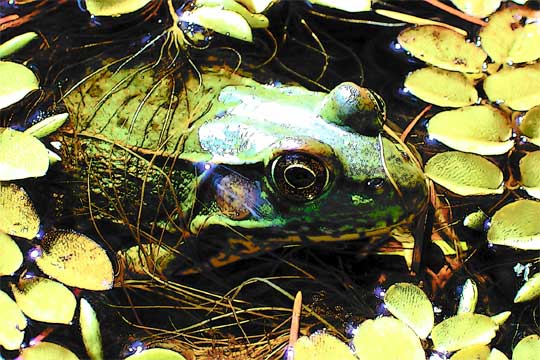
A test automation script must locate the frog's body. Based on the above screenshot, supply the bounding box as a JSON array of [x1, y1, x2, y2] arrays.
[[58, 60, 428, 272]]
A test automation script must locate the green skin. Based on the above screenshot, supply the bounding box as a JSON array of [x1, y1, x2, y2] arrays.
[[60, 64, 428, 269]]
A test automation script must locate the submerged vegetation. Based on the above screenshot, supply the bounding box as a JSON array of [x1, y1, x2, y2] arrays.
[[0, 0, 539, 359]]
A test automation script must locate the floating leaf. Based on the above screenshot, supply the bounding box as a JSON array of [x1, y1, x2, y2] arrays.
[[479, 6, 540, 64], [235, 0, 276, 13], [352, 317, 424, 360], [404, 67, 478, 107], [491, 311, 511, 326], [487, 200, 540, 250], [85, 0, 152, 16], [0, 231, 23, 275], [123, 348, 187, 360], [451, 0, 501, 18], [180, 7, 253, 42], [11, 276, 76, 324], [196, 0, 269, 28], [514, 272, 540, 303], [0, 289, 27, 351], [425, 152, 504, 196], [80, 298, 103, 360], [0, 61, 39, 109], [308, 0, 371, 12], [120, 244, 175, 275], [0, 128, 50, 180], [24, 113, 69, 138], [398, 25, 486, 73], [457, 279, 478, 314], [483, 63, 540, 111], [0, 32, 39, 59], [292, 332, 356, 360], [488, 348, 509, 360], [0, 183, 40, 239], [431, 313, 498, 352], [383, 282, 434, 339], [36, 230, 114, 291], [512, 335, 540, 360], [520, 105, 540, 146], [519, 151, 540, 199], [427, 105, 513, 155], [19, 341, 79, 360], [450, 344, 491, 360], [463, 210, 488, 231]]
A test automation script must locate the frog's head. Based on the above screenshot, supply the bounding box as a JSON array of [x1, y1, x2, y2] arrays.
[[180, 81, 428, 244]]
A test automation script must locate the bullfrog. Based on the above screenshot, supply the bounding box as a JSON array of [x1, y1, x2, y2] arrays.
[[57, 58, 428, 272]]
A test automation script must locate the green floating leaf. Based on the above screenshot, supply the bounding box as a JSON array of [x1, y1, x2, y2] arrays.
[[0, 183, 40, 239], [398, 25, 487, 73], [487, 200, 540, 250], [483, 63, 540, 111], [36, 230, 114, 291], [457, 278, 478, 314], [479, 6, 540, 64], [0, 289, 27, 351], [514, 272, 540, 303], [450, 344, 491, 360], [520, 105, 540, 146], [512, 334, 540, 360], [425, 152, 504, 196], [120, 244, 175, 275], [196, 0, 269, 28], [463, 209, 488, 231], [0, 32, 39, 59], [24, 113, 69, 138], [0, 231, 23, 276], [0, 128, 50, 180], [308, 0, 371, 12], [519, 151, 540, 199], [404, 67, 478, 107], [383, 282, 434, 339], [11, 276, 76, 324], [123, 348, 187, 360], [0, 61, 39, 109], [353, 317, 425, 360], [85, 0, 152, 16], [19, 341, 79, 360], [180, 7, 253, 42], [80, 298, 103, 360], [488, 348, 509, 360], [292, 332, 356, 360], [491, 311, 511, 326], [450, 0, 501, 18], [427, 105, 513, 155], [431, 313, 498, 352], [235, 0, 276, 13]]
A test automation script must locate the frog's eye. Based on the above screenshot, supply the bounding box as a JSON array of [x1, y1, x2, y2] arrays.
[[270, 153, 330, 202], [366, 177, 386, 194]]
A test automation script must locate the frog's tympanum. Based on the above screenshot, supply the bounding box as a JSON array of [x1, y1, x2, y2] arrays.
[[58, 63, 428, 272]]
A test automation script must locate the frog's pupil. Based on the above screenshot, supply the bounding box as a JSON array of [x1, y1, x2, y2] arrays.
[[284, 165, 316, 189], [367, 178, 385, 190]]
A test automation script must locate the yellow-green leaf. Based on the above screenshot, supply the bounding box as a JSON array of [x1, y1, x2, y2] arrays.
[[514, 272, 540, 303], [0, 289, 27, 351], [463, 209, 488, 231], [512, 334, 540, 360], [457, 278, 478, 314], [0, 32, 39, 59], [491, 311, 511, 326], [11, 276, 76, 324], [35, 230, 114, 290], [519, 151, 540, 199], [398, 25, 486, 73], [308, 0, 371, 12], [450, 0, 501, 18], [292, 332, 356, 360], [483, 63, 540, 111], [0, 61, 39, 109], [427, 105, 512, 155], [179, 7, 253, 42], [479, 6, 540, 64], [425, 152, 504, 195], [196, 0, 269, 28], [123, 348, 187, 360], [0, 128, 50, 180], [80, 298, 103, 360], [520, 105, 540, 146], [0, 183, 40, 239], [450, 344, 491, 360], [235, 0, 276, 13], [352, 317, 424, 360], [404, 67, 478, 107], [19, 341, 79, 360], [487, 200, 540, 250], [24, 113, 69, 138], [488, 348, 509, 360], [85, 0, 152, 17], [383, 282, 434, 339], [0, 231, 23, 275], [431, 313, 498, 352]]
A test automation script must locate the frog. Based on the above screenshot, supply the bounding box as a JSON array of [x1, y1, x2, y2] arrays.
[[56, 59, 428, 274]]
